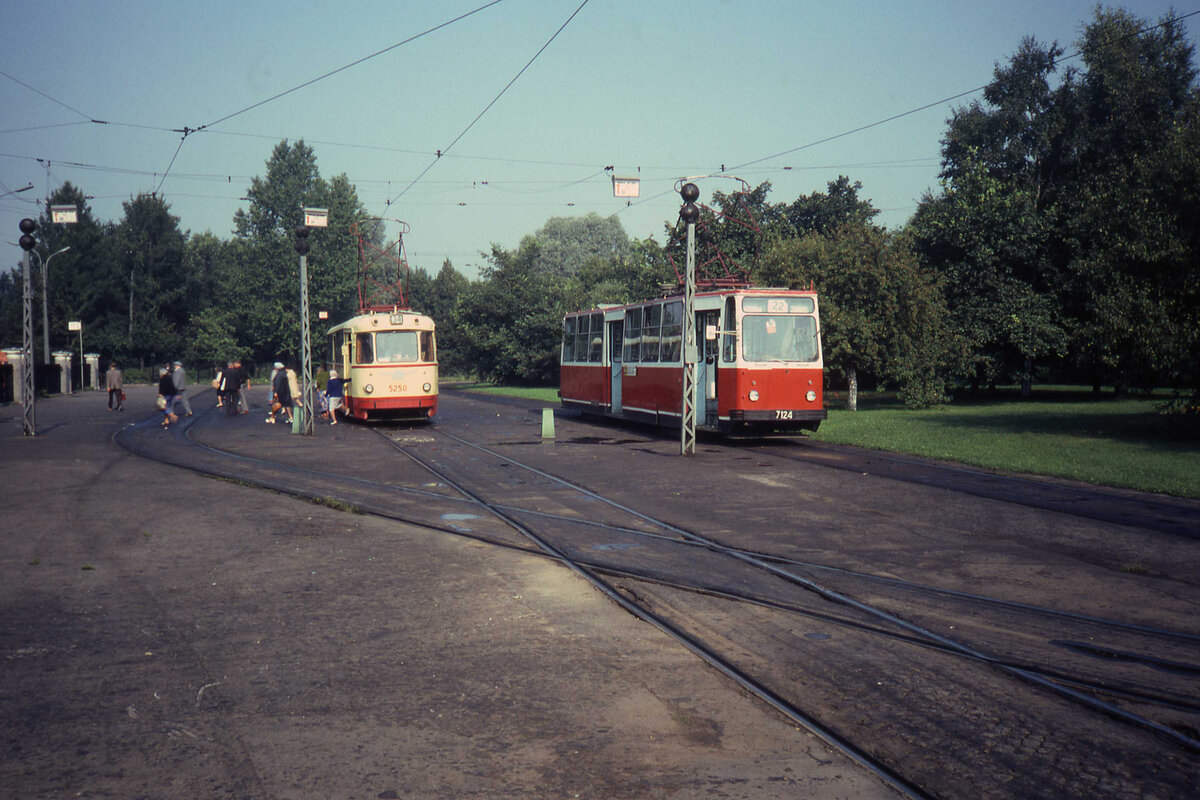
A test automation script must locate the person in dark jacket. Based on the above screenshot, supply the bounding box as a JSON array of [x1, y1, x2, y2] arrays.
[[157, 367, 178, 427], [272, 363, 294, 424], [218, 360, 241, 416]]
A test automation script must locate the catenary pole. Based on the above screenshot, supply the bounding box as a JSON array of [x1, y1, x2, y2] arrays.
[[679, 183, 700, 456], [295, 224, 315, 436], [18, 219, 37, 436]]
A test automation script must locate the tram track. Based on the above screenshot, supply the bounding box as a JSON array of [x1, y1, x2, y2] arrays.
[[116, 396, 1200, 799], [392, 427, 1200, 744]]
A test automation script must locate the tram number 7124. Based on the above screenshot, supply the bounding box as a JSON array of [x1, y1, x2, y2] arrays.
[[775, 410, 794, 420]]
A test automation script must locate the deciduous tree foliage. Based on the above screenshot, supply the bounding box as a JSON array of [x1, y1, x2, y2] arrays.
[[760, 222, 956, 409], [231, 140, 373, 367], [912, 7, 1200, 409]]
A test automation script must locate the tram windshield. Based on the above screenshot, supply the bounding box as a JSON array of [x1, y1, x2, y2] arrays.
[[742, 314, 820, 363]]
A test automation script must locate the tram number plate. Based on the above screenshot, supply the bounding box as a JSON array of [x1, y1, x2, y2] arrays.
[[389, 384, 408, 393], [774, 410, 794, 420]]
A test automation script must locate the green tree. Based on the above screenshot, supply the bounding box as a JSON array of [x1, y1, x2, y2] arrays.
[[455, 241, 571, 385], [762, 222, 956, 408], [1058, 8, 1200, 395], [786, 175, 880, 237], [415, 259, 471, 376], [114, 193, 188, 365], [232, 141, 372, 365], [528, 213, 631, 278], [912, 34, 1070, 393], [25, 184, 121, 360]]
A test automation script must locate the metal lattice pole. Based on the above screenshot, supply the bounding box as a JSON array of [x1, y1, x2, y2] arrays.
[[679, 183, 700, 455], [21, 248, 36, 436], [18, 219, 38, 436], [295, 225, 315, 436], [300, 252, 314, 436]]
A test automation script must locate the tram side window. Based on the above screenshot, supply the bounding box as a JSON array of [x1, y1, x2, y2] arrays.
[[641, 304, 662, 362], [562, 317, 577, 363], [573, 315, 590, 362], [722, 297, 737, 362], [420, 331, 435, 363], [623, 307, 641, 363], [588, 312, 604, 363], [355, 332, 374, 364], [660, 301, 682, 363]]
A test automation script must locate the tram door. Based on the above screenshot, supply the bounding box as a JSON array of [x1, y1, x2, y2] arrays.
[[697, 311, 720, 426], [608, 319, 623, 415]]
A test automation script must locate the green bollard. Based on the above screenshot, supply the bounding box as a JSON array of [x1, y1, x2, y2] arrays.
[[292, 406, 304, 434], [541, 408, 555, 440]]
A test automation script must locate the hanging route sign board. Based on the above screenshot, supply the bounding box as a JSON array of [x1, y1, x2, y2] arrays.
[[612, 177, 639, 198], [51, 205, 79, 224], [303, 207, 329, 227]]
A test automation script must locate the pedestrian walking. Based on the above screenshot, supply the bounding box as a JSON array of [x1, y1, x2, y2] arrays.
[[233, 360, 251, 414], [272, 362, 294, 424], [217, 360, 241, 416], [264, 362, 283, 423], [105, 360, 124, 411], [157, 367, 178, 427], [171, 360, 193, 417]]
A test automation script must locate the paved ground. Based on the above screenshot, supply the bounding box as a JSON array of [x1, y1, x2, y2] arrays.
[[0, 387, 896, 800]]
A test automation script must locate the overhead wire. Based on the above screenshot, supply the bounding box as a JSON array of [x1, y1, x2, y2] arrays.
[[194, 0, 507, 133], [142, 1, 510, 201], [721, 8, 1200, 175], [4, 7, 1196, 235], [383, 0, 593, 209]]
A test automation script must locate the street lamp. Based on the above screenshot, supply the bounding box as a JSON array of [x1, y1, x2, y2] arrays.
[[41, 246, 70, 364]]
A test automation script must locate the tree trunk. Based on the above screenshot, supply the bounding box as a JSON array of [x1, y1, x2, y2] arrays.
[[847, 365, 858, 411], [1021, 357, 1032, 398]]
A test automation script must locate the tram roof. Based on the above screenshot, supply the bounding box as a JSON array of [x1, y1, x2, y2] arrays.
[[326, 308, 435, 332], [565, 286, 817, 317]]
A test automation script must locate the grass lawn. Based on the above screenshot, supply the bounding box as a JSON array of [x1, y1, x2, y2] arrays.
[[814, 388, 1199, 499], [455, 382, 1200, 499]]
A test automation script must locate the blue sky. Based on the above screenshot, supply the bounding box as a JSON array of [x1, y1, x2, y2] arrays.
[[2, 1, 1196, 279]]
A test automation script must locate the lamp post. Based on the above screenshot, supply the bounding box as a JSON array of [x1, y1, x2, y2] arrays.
[[41, 245, 70, 364]]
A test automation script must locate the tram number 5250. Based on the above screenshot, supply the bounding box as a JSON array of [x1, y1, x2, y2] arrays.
[[774, 410, 794, 420], [389, 384, 408, 393]]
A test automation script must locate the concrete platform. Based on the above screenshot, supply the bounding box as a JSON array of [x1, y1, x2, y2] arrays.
[[0, 388, 895, 799]]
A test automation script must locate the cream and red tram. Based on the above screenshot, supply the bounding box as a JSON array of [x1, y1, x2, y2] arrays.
[[328, 308, 438, 421], [560, 288, 825, 435]]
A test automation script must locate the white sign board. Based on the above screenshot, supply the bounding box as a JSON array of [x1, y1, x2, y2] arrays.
[[612, 177, 640, 198], [318, 311, 328, 320], [303, 207, 329, 227], [67, 320, 82, 331], [51, 205, 79, 224]]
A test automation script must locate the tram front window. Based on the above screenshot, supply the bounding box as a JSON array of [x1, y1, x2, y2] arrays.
[[375, 331, 421, 363], [742, 315, 819, 363]]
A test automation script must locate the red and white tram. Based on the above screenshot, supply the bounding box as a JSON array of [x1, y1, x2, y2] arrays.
[[560, 287, 825, 435]]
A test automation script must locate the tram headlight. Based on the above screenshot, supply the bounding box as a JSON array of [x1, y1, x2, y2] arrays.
[[363, 383, 374, 394], [422, 382, 432, 393], [806, 390, 817, 402], [748, 390, 760, 402]]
